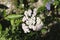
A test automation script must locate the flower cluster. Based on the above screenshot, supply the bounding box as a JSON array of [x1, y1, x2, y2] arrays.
[[22, 8, 43, 33]]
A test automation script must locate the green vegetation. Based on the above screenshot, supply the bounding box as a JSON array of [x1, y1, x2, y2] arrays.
[[0, 0, 60, 40]]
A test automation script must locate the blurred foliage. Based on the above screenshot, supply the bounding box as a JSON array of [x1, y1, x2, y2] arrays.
[[0, 0, 60, 40]]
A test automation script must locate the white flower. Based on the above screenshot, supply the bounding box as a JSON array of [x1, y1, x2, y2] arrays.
[[24, 9, 32, 17], [32, 20, 35, 25], [34, 17, 43, 31], [22, 8, 44, 33], [28, 25, 36, 30], [35, 22, 43, 31], [31, 17, 43, 31], [32, 8, 37, 17], [36, 17, 41, 24], [28, 25, 34, 29], [28, 18, 33, 24], [22, 23, 30, 33], [25, 17, 35, 25], [24, 11, 28, 16], [33, 8, 37, 12], [22, 16, 26, 22], [22, 16, 28, 22], [31, 16, 35, 21], [32, 26, 36, 31], [27, 9, 32, 16], [26, 20, 30, 25], [31, 17, 35, 25]]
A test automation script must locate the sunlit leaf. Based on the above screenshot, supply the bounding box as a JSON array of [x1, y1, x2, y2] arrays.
[[10, 19, 14, 26], [5, 14, 23, 20]]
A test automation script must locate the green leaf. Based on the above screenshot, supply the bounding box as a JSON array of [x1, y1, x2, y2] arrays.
[[2, 9, 7, 17], [43, 0, 49, 4], [15, 19, 22, 26], [0, 24, 2, 31], [41, 28, 47, 34], [37, 6, 46, 13], [5, 14, 23, 20], [10, 20, 15, 26]]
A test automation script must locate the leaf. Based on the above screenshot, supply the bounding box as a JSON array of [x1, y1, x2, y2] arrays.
[[10, 19, 15, 26], [53, 1, 59, 6], [0, 24, 2, 31], [5, 14, 23, 20], [2, 9, 7, 17], [41, 28, 47, 34], [15, 19, 22, 26], [43, 0, 49, 4], [37, 6, 46, 13]]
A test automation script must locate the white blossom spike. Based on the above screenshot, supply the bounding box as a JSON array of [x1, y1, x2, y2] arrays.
[[22, 8, 44, 33]]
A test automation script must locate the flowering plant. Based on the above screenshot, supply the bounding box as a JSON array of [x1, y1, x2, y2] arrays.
[[0, 0, 60, 40]]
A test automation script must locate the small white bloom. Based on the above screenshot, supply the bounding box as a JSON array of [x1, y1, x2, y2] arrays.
[[22, 16, 28, 22], [33, 8, 37, 12], [32, 12, 36, 17], [32, 26, 36, 31], [25, 20, 30, 25], [32, 8, 37, 17], [28, 25, 36, 30], [23, 28, 30, 33], [28, 18, 33, 25], [22, 23, 27, 29], [32, 20, 35, 25], [22, 23, 30, 33], [27, 9, 32, 16], [36, 17, 41, 24], [35, 24, 43, 31], [25, 16, 29, 20], [24, 11, 28, 16], [31, 16, 35, 21], [22, 16, 27, 22], [28, 25, 33, 29], [31, 17, 35, 25], [35, 21, 43, 31]]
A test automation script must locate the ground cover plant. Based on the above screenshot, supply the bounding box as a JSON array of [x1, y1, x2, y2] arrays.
[[0, 0, 60, 40]]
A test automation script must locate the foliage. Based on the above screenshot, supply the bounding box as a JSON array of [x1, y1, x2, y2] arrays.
[[0, 0, 60, 40]]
